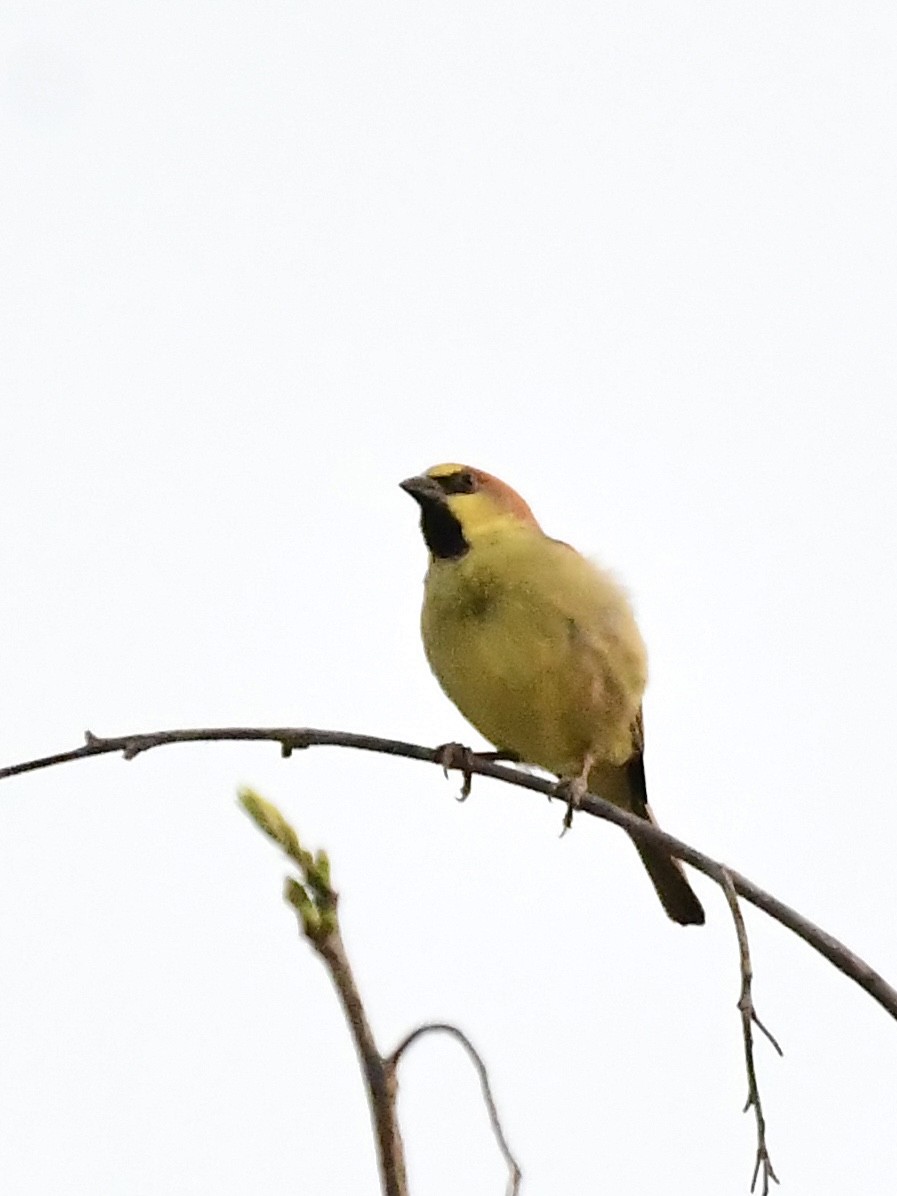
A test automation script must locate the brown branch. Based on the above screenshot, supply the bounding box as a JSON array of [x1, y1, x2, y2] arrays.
[[389, 1022, 522, 1196], [314, 923, 407, 1196], [3, 726, 897, 1025], [239, 790, 408, 1196], [719, 868, 782, 1195]]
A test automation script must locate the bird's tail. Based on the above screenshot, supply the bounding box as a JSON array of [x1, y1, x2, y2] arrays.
[[629, 805, 705, 926], [588, 758, 705, 927]]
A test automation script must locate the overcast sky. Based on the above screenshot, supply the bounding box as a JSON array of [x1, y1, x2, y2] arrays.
[[2, 3, 896, 1194]]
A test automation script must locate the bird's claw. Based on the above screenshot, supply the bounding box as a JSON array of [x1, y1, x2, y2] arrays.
[[434, 742, 475, 800], [433, 744, 521, 801], [556, 776, 588, 838], [434, 744, 523, 802]]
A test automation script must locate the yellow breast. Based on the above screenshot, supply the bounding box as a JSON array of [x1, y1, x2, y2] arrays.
[[420, 528, 646, 776]]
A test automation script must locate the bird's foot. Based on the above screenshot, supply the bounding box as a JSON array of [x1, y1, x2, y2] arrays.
[[434, 742, 477, 800], [555, 775, 588, 837], [433, 743, 520, 801]]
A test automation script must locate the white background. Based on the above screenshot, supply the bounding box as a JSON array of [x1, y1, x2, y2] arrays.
[[2, 3, 896, 1193]]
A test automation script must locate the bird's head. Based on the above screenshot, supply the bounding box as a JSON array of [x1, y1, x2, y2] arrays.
[[400, 463, 541, 560]]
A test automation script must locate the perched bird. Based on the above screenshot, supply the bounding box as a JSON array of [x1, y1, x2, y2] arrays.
[[400, 463, 704, 926]]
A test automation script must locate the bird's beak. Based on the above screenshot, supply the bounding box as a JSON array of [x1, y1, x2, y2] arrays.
[[399, 475, 445, 505]]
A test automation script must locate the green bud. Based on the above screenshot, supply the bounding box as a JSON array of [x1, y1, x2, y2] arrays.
[[238, 787, 301, 858]]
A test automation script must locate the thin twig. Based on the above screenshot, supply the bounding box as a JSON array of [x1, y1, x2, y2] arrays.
[[719, 868, 782, 1195], [239, 790, 408, 1196], [3, 726, 897, 1023], [316, 930, 407, 1196], [389, 1022, 522, 1196]]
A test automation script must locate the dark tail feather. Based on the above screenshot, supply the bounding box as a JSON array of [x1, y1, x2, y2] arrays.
[[625, 751, 704, 926], [589, 752, 705, 926], [630, 814, 705, 926]]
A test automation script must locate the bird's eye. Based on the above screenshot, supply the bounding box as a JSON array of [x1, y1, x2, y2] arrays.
[[438, 470, 478, 495]]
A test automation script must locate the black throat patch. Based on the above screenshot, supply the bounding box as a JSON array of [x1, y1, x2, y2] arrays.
[[420, 501, 469, 560]]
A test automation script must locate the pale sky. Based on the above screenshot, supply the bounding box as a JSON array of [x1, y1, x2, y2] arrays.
[[2, 3, 897, 1194]]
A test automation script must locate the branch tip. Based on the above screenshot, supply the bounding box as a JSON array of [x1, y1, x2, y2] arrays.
[[753, 1014, 784, 1058], [238, 787, 302, 859]]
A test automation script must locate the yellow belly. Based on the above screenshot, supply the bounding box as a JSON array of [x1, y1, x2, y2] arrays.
[[420, 539, 642, 775], [424, 611, 590, 773]]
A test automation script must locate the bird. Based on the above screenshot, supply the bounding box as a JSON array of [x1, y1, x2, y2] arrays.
[[400, 463, 704, 926]]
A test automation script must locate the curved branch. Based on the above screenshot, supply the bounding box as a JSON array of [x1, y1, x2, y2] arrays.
[[3, 725, 896, 1023], [389, 1022, 521, 1196]]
